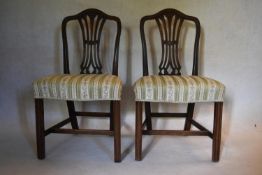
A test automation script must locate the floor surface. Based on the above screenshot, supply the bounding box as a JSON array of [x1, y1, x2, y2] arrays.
[[1, 124, 262, 175]]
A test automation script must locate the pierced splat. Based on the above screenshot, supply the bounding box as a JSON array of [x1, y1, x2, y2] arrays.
[[62, 9, 121, 75], [156, 14, 184, 75], [140, 8, 200, 76], [78, 14, 105, 74]]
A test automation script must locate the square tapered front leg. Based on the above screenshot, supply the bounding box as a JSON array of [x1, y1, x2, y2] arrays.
[[113, 101, 121, 162], [35, 98, 45, 159], [135, 101, 143, 161], [212, 102, 223, 162]]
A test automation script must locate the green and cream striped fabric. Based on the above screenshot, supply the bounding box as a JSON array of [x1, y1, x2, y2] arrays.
[[134, 75, 225, 103], [33, 74, 122, 101]]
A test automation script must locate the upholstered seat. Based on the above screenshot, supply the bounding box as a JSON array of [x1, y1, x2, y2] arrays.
[[134, 75, 224, 103], [34, 74, 122, 101]]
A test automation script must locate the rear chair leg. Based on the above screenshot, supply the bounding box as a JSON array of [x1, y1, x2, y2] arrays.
[[145, 102, 152, 130], [135, 101, 143, 161], [212, 102, 223, 162], [110, 101, 114, 131], [184, 103, 195, 131], [66, 101, 79, 129], [113, 101, 121, 162], [35, 99, 45, 159]]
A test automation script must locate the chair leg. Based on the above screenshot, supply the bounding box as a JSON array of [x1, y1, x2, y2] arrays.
[[66, 101, 79, 129], [212, 102, 223, 162], [145, 102, 152, 130], [110, 101, 114, 131], [135, 101, 143, 161], [184, 103, 195, 131], [35, 99, 45, 159], [113, 101, 121, 162]]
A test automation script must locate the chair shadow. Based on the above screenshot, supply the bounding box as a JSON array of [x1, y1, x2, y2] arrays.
[[90, 130, 134, 161], [17, 89, 36, 153], [220, 94, 233, 153], [141, 135, 161, 159], [121, 122, 135, 160], [16, 26, 62, 156]]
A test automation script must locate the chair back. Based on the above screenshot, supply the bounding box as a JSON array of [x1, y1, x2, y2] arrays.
[[62, 9, 121, 75], [140, 8, 200, 76]]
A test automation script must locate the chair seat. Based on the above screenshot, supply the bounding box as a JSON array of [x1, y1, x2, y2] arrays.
[[134, 75, 225, 103], [33, 74, 122, 101]]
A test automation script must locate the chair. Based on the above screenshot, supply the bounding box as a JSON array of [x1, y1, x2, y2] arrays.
[[33, 9, 122, 162], [134, 9, 225, 162]]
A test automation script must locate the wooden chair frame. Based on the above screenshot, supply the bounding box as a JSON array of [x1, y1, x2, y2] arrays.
[[135, 8, 223, 162], [35, 9, 122, 162]]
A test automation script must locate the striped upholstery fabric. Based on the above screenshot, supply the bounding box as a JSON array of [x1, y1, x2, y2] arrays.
[[33, 74, 122, 101], [134, 75, 225, 103]]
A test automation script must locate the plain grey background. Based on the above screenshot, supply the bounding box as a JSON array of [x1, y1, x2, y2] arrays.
[[1, 0, 262, 174]]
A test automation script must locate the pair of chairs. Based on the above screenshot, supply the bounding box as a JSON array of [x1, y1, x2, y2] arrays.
[[33, 8, 225, 162]]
